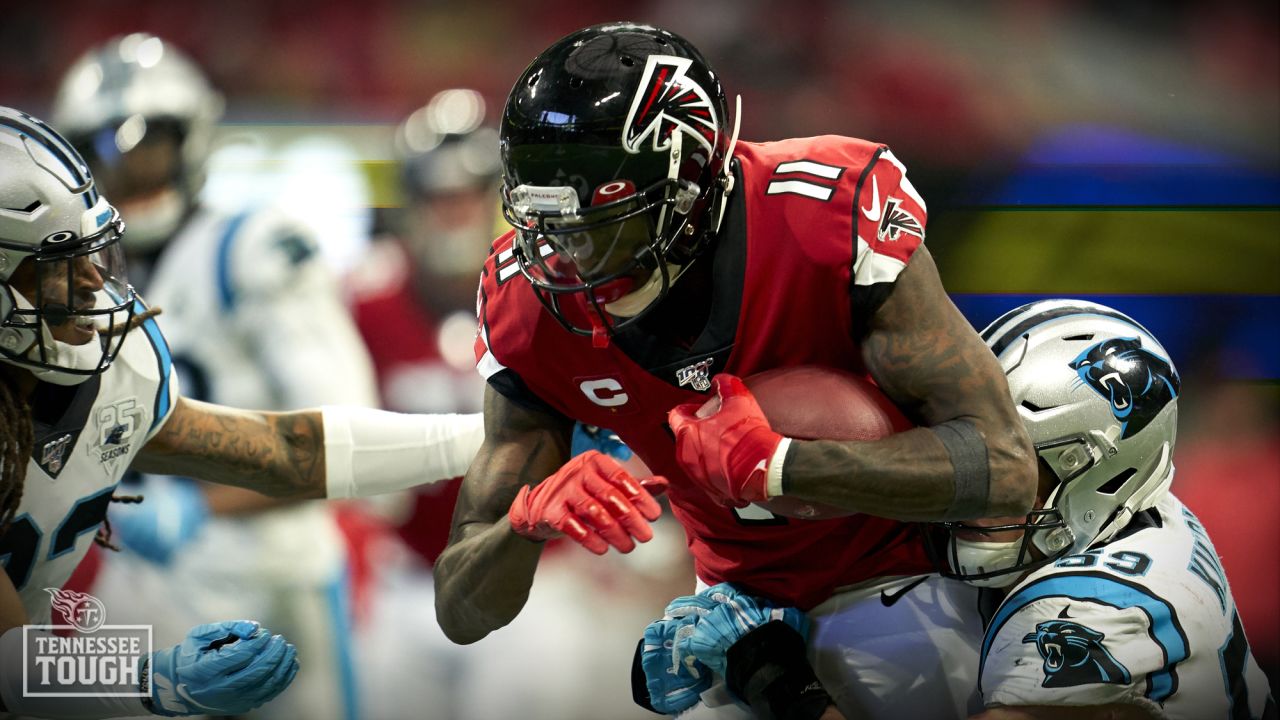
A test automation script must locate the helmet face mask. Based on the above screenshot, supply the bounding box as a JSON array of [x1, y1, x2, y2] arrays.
[[927, 505, 1069, 588], [67, 117, 187, 203], [928, 300, 1181, 587], [499, 23, 731, 336], [0, 107, 138, 384]]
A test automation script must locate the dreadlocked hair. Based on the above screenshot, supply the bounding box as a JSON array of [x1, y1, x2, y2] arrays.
[[102, 306, 162, 337], [94, 493, 144, 550], [0, 370, 33, 536]]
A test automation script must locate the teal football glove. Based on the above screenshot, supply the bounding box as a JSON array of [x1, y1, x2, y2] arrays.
[[110, 477, 209, 566], [145, 620, 298, 717], [571, 423, 633, 462], [640, 592, 722, 713], [641, 616, 712, 714], [684, 583, 810, 678]]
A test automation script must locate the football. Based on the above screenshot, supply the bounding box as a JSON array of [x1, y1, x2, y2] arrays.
[[744, 366, 913, 519]]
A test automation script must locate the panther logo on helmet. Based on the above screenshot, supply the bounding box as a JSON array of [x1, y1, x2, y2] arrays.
[[1022, 615, 1131, 688], [1071, 337, 1179, 439], [623, 55, 718, 156]]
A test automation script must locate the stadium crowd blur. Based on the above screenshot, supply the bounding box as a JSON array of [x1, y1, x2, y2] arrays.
[[4, 0, 1277, 716]]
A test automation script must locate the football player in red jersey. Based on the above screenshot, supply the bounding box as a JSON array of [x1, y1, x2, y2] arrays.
[[435, 22, 1037, 719]]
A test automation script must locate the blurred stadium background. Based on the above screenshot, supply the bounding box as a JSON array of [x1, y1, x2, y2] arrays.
[[4, 0, 1276, 717]]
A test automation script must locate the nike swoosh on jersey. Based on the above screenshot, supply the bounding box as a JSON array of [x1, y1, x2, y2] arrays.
[[880, 576, 928, 607], [860, 176, 882, 223]]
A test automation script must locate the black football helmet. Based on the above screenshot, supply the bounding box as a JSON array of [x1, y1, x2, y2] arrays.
[[500, 22, 734, 340]]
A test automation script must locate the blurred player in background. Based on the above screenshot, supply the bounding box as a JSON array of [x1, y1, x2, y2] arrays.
[[346, 88, 496, 720], [348, 88, 497, 569], [0, 105, 481, 718], [437, 22, 1037, 720], [51, 33, 379, 720], [642, 301, 1276, 720], [352, 88, 496, 417]]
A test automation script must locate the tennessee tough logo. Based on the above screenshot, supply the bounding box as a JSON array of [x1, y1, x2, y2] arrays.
[[623, 54, 718, 155]]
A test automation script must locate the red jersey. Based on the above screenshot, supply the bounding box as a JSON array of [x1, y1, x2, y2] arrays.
[[475, 136, 933, 609]]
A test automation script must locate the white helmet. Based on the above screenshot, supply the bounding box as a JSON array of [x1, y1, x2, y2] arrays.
[[51, 33, 224, 251], [0, 107, 136, 384], [929, 299, 1180, 587]]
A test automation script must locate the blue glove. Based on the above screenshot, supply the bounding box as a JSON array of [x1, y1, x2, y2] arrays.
[[639, 591, 737, 714], [571, 423, 633, 462], [683, 583, 810, 678], [146, 620, 299, 717], [110, 477, 209, 565], [641, 616, 712, 714]]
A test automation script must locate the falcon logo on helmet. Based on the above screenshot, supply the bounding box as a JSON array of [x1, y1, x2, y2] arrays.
[[623, 55, 718, 156]]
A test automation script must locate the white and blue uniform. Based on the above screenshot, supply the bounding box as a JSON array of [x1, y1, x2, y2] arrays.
[[1, 302, 176, 624], [980, 493, 1275, 719], [91, 204, 378, 720]]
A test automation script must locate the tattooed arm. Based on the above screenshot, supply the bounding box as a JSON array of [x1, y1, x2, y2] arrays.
[[434, 385, 573, 645], [783, 247, 1036, 520], [132, 397, 327, 499]]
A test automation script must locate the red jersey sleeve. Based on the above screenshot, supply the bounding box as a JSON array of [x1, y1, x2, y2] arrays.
[[845, 147, 927, 332]]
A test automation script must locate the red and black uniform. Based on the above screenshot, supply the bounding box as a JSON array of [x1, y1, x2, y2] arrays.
[[476, 136, 932, 609]]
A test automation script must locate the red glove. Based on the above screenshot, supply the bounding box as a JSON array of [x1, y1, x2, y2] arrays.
[[508, 450, 668, 555], [668, 374, 784, 507]]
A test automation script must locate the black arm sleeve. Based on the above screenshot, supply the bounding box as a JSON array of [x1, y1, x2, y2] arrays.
[[486, 368, 571, 422], [725, 621, 834, 720], [849, 281, 898, 339]]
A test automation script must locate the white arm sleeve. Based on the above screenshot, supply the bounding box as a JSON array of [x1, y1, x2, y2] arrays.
[[322, 407, 484, 499], [0, 628, 149, 718]]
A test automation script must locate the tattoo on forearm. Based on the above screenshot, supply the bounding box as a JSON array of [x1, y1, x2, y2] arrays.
[[138, 401, 326, 499]]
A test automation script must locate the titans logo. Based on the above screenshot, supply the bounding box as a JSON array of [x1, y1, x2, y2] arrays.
[[1071, 337, 1179, 439]]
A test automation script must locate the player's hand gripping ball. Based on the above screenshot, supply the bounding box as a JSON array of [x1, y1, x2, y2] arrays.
[[669, 367, 912, 519], [508, 450, 668, 554], [668, 375, 782, 508]]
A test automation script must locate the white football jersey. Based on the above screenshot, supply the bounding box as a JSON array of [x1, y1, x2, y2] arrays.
[[147, 205, 377, 411], [4, 305, 177, 624], [980, 493, 1275, 719], [142, 204, 378, 581]]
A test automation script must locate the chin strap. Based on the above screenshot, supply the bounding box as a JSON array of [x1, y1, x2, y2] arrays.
[[712, 95, 743, 236]]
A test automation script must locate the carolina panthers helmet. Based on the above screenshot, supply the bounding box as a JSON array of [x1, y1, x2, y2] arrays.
[[51, 33, 224, 251], [928, 299, 1180, 587], [500, 22, 736, 338], [0, 107, 136, 385]]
